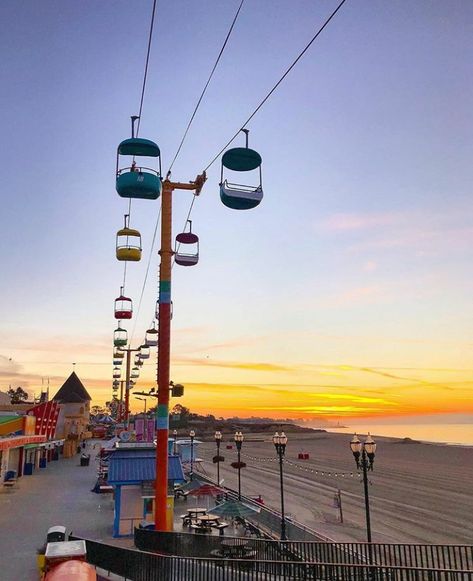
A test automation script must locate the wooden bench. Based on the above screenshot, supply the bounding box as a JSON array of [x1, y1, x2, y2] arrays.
[[180, 514, 192, 527], [190, 523, 211, 534]]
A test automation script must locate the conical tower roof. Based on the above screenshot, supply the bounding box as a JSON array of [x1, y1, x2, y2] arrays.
[[52, 371, 91, 403]]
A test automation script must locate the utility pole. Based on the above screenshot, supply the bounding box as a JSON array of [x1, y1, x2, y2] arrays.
[[117, 347, 141, 424], [154, 173, 206, 531], [118, 380, 125, 422]]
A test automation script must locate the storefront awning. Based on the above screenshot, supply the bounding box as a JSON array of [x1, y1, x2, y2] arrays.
[[0, 435, 46, 451]]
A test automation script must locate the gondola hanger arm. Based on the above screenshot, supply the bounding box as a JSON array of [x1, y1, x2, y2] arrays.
[[165, 172, 207, 194]]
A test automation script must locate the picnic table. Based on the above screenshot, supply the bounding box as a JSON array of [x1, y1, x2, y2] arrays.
[[181, 507, 208, 527], [214, 539, 257, 563], [196, 514, 220, 525], [220, 538, 252, 557], [190, 523, 212, 534], [196, 515, 229, 535], [186, 507, 207, 518]]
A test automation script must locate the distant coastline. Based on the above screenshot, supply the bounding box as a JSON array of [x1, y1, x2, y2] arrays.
[[303, 422, 473, 447]]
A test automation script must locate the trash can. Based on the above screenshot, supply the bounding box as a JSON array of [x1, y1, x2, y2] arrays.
[[80, 455, 90, 467], [52, 450, 59, 461], [24, 462, 34, 475], [39, 458, 47, 469]]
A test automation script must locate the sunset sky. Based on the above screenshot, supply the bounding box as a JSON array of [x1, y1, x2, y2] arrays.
[[1, 1, 472, 424]]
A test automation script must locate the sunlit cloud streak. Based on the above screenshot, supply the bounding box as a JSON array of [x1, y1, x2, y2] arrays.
[[320, 210, 473, 256]]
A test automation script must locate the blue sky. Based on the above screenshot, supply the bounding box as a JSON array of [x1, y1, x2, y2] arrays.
[[1, 1, 472, 419]]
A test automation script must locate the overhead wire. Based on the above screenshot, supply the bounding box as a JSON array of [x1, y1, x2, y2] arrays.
[[168, 0, 246, 263], [121, 0, 159, 295], [129, 0, 243, 340], [136, 0, 158, 136], [167, 0, 246, 174], [122, 0, 349, 381], [174, 0, 349, 265], [202, 0, 349, 172], [130, 206, 161, 343]]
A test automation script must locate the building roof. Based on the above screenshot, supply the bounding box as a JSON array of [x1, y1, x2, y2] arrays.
[[108, 449, 184, 484], [52, 372, 91, 403]]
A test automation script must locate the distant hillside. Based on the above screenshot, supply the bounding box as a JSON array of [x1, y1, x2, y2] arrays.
[[147, 405, 328, 435]]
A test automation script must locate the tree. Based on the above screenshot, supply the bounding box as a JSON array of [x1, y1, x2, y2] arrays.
[[7, 386, 29, 404], [90, 405, 106, 416], [170, 404, 191, 427]]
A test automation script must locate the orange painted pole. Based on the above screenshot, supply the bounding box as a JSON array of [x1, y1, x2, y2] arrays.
[[125, 349, 131, 426], [119, 380, 124, 422], [154, 174, 206, 531], [154, 179, 173, 530]]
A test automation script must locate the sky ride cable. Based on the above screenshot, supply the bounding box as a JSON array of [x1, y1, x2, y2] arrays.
[[136, 0, 159, 136], [167, 0, 246, 263], [120, 0, 159, 332], [130, 205, 162, 344], [202, 0, 349, 173], [173, 0, 349, 266], [142, 0, 245, 304], [167, 0, 246, 174], [128, 0, 348, 355]]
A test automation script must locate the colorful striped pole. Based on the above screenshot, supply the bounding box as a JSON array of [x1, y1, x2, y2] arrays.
[[154, 174, 206, 531], [155, 179, 173, 531], [124, 349, 131, 425]]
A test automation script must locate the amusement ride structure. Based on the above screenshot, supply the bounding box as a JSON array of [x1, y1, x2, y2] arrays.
[[107, 0, 348, 532]]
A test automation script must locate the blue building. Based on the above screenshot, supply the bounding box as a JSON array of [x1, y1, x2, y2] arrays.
[[108, 448, 185, 537], [173, 438, 201, 463]]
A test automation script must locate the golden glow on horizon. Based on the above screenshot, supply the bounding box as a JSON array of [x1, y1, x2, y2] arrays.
[[1, 333, 472, 421]]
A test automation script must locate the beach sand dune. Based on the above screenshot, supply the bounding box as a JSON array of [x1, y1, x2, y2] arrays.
[[197, 432, 473, 544]]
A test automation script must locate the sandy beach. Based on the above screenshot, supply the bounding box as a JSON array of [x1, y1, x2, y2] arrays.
[[196, 431, 473, 545]]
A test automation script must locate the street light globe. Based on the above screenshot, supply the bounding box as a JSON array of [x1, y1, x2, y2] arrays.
[[234, 431, 244, 443], [272, 431, 280, 445], [280, 431, 288, 446], [173, 429, 177, 437], [189, 429, 195, 438], [350, 433, 362, 454], [215, 430, 222, 441], [364, 433, 377, 455]]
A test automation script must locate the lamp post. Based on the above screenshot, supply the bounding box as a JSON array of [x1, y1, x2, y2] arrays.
[[134, 396, 147, 413], [273, 431, 288, 540], [189, 429, 195, 480], [173, 429, 178, 455], [234, 431, 244, 500], [350, 433, 377, 543], [215, 430, 222, 485]]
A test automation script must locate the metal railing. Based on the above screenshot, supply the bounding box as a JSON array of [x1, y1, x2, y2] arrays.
[[135, 529, 473, 572], [72, 536, 473, 580], [119, 517, 144, 537]]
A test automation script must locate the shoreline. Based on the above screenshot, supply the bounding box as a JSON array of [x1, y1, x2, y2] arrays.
[[294, 422, 473, 447], [324, 429, 473, 449]]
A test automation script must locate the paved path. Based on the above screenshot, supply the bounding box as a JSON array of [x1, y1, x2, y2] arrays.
[[0, 442, 114, 580]]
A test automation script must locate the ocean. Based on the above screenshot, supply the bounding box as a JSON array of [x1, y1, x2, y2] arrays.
[[310, 423, 473, 446]]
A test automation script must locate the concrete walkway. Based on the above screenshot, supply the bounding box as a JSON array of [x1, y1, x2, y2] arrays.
[[0, 442, 114, 580]]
